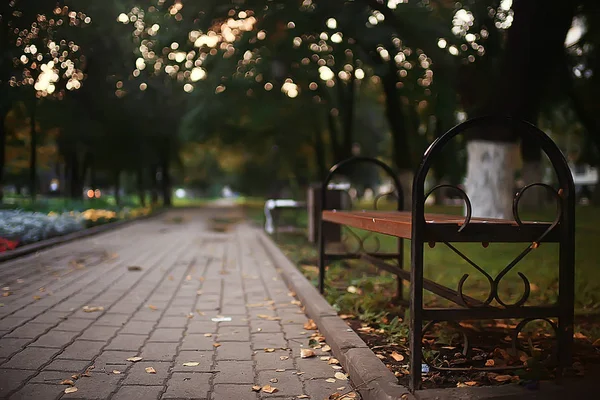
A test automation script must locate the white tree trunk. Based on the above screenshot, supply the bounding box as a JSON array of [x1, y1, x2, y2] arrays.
[[398, 170, 413, 210], [464, 141, 516, 219], [519, 161, 544, 208]]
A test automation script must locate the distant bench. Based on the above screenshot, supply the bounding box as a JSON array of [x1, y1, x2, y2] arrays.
[[317, 116, 576, 392], [264, 199, 306, 239]]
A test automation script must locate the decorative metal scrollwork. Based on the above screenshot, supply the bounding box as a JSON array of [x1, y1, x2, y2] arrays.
[[424, 184, 472, 232]]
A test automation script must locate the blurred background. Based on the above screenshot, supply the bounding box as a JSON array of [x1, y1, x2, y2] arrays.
[[0, 0, 598, 211]]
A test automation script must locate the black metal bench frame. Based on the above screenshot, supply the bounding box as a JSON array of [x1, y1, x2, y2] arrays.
[[317, 116, 575, 392]]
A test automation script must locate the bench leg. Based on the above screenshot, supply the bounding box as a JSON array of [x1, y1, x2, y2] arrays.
[[318, 220, 325, 294], [396, 238, 404, 301], [409, 240, 424, 392]]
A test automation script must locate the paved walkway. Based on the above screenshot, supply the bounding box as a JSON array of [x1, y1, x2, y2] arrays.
[[0, 208, 357, 400]]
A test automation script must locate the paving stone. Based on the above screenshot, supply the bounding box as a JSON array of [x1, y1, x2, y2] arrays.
[[295, 356, 339, 379], [9, 383, 64, 400], [213, 361, 254, 384], [90, 350, 132, 370], [30, 370, 71, 384], [216, 326, 250, 342], [172, 350, 212, 372], [65, 371, 121, 399], [140, 342, 178, 361], [2, 347, 59, 370], [156, 316, 189, 328], [95, 313, 130, 326], [0, 338, 30, 358], [5, 323, 53, 339], [148, 328, 184, 342], [43, 359, 90, 372], [120, 320, 155, 335], [105, 334, 147, 351], [212, 384, 258, 400], [30, 330, 79, 348], [0, 317, 30, 331], [186, 321, 218, 334], [113, 385, 163, 400], [58, 340, 106, 360], [180, 334, 215, 351], [0, 369, 37, 397], [253, 351, 295, 371], [79, 325, 120, 341], [304, 377, 349, 400], [215, 341, 252, 361], [131, 310, 162, 322], [54, 318, 95, 332], [122, 361, 171, 385], [162, 372, 211, 399], [250, 332, 286, 350], [281, 323, 310, 339], [257, 369, 303, 398], [249, 319, 282, 334]]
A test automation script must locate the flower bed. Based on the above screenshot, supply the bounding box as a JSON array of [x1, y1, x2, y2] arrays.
[[0, 207, 152, 252]]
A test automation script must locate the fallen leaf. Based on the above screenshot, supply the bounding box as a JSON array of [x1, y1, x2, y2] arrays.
[[213, 343, 221, 348], [257, 314, 281, 321], [82, 305, 104, 313], [64, 387, 78, 394], [320, 356, 331, 361], [337, 386, 346, 391], [464, 381, 478, 386], [334, 372, 348, 381], [71, 375, 79, 380], [331, 365, 343, 370], [493, 374, 513, 383], [262, 384, 278, 394], [376, 354, 385, 360], [264, 348, 275, 353], [186, 275, 192, 281], [252, 385, 261, 392], [288, 291, 296, 297], [145, 367, 156, 374], [269, 378, 278, 383], [593, 338, 600, 347], [148, 305, 158, 311], [60, 379, 74, 385], [182, 362, 200, 367], [275, 368, 285, 372], [297, 396, 309, 399], [291, 300, 301, 306], [339, 314, 354, 320], [279, 356, 289, 361], [485, 359, 495, 367], [112, 370, 121, 374], [2, 292, 11, 297], [33, 296, 41, 301], [204, 333, 212, 337], [127, 357, 142, 362], [127, 266, 142, 271], [326, 378, 336, 383], [322, 345, 331, 352], [390, 352, 404, 362], [574, 332, 588, 340], [329, 393, 341, 399], [328, 358, 340, 365], [300, 349, 315, 358], [303, 319, 318, 330]]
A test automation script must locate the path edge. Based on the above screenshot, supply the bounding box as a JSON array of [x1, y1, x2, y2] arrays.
[[0, 208, 168, 263], [256, 227, 414, 400]]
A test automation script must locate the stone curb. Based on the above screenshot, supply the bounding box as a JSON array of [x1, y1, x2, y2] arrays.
[[255, 228, 596, 400], [257, 228, 414, 400], [0, 208, 168, 263]]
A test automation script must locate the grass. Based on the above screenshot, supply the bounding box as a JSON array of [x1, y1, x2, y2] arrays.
[[240, 198, 600, 341]]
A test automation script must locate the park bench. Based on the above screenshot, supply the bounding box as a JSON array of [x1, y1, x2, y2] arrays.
[[264, 198, 306, 239], [318, 116, 575, 392]]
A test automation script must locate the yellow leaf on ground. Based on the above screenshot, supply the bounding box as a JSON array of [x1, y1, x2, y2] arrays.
[[126, 357, 142, 362], [493, 374, 513, 382], [303, 319, 317, 330], [112, 370, 121, 374], [262, 384, 278, 394], [300, 349, 315, 358], [328, 358, 340, 365], [204, 333, 212, 337], [252, 385, 261, 392], [275, 368, 285, 372], [297, 396, 310, 399], [291, 300, 301, 306], [182, 362, 200, 367], [485, 359, 495, 367], [264, 348, 275, 353], [574, 332, 588, 340], [148, 305, 158, 311], [82, 306, 104, 313], [213, 343, 221, 348], [334, 372, 348, 381], [390, 352, 404, 362], [326, 378, 336, 383], [279, 356, 289, 361], [322, 345, 331, 352], [320, 356, 331, 361], [269, 378, 278, 383], [60, 380, 74, 385], [64, 387, 78, 394], [145, 367, 156, 374], [332, 365, 343, 370]]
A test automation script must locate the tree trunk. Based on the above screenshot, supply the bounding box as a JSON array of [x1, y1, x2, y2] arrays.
[[137, 168, 146, 207], [381, 64, 412, 209], [464, 141, 516, 218], [114, 170, 121, 206], [160, 147, 172, 207], [0, 107, 6, 202], [29, 99, 37, 201], [150, 165, 159, 206]]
